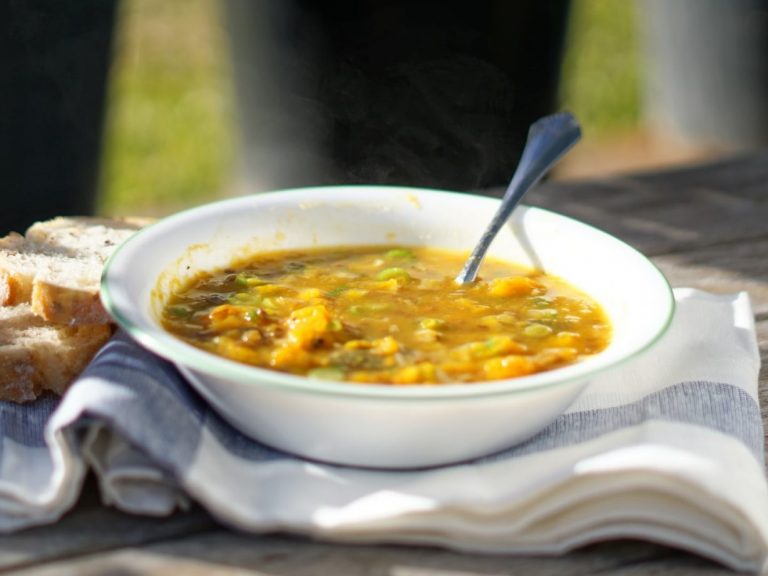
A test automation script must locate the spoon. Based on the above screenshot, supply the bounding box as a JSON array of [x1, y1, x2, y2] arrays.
[[455, 111, 582, 285]]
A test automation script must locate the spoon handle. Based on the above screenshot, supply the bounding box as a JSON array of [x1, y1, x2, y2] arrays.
[[455, 111, 582, 284]]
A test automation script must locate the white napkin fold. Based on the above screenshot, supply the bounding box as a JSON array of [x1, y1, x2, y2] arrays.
[[1, 289, 765, 572]]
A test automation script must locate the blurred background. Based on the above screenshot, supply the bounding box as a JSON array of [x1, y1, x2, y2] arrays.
[[6, 0, 768, 229]]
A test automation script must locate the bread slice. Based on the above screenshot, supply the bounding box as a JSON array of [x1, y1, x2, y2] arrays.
[[0, 233, 33, 306], [25, 216, 154, 262], [0, 305, 111, 402], [0, 216, 151, 325]]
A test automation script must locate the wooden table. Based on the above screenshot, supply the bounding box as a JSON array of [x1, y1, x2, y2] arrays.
[[4, 153, 768, 575]]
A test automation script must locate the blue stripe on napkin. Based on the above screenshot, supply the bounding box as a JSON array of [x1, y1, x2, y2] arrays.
[[480, 381, 764, 465], [1, 333, 760, 480], [75, 334, 289, 467], [0, 395, 57, 448], [63, 334, 765, 475]]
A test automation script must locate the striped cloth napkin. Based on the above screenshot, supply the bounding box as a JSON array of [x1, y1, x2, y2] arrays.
[[1, 289, 766, 572]]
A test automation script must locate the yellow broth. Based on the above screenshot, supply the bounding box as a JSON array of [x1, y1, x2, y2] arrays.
[[161, 246, 611, 384]]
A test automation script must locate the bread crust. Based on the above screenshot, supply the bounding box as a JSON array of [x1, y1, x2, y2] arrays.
[[0, 269, 30, 307], [0, 216, 151, 402], [0, 216, 152, 325], [0, 305, 112, 402], [31, 281, 111, 326], [0, 234, 35, 306]]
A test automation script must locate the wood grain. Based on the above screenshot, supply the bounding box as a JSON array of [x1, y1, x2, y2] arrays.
[[646, 239, 768, 319], [518, 151, 768, 257], [7, 532, 734, 576], [0, 481, 214, 573]]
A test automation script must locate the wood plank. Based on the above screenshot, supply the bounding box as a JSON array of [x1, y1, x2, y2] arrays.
[[757, 319, 768, 357], [0, 480, 215, 573], [8, 531, 734, 576], [650, 238, 768, 315], [621, 153, 768, 202], [495, 152, 768, 256]]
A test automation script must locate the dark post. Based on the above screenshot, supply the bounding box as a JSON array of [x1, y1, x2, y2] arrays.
[[224, 0, 571, 193], [2, 1, 118, 235]]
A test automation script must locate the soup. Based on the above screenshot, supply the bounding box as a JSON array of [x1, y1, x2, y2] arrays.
[[161, 246, 611, 384]]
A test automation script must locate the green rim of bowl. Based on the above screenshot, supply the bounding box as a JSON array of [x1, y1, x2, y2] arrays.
[[101, 185, 675, 401]]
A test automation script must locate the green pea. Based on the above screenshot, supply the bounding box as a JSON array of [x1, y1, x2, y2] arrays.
[[228, 292, 262, 306], [261, 297, 278, 312], [524, 323, 553, 338], [527, 308, 558, 320], [243, 308, 262, 322], [307, 367, 345, 381], [376, 267, 411, 281], [385, 248, 415, 261], [348, 303, 389, 315], [235, 273, 267, 287], [167, 306, 192, 318]]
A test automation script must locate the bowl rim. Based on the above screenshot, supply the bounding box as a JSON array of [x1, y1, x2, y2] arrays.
[[101, 185, 675, 401]]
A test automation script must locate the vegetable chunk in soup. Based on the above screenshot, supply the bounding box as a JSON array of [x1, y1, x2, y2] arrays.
[[162, 246, 611, 384]]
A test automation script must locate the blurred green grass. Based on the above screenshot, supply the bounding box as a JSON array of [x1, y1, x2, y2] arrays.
[[98, 0, 234, 216], [560, 0, 642, 132], [98, 0, 641, 215]]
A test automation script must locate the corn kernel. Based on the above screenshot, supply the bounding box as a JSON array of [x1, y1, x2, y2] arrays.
[[344, 339, 372, 350], [489, 276, 538, 297], [299, 288, 322, 300], [483, 355, 535, 380], [372, 336, 399, 355]]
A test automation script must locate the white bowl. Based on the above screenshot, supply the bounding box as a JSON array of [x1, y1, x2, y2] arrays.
[[101, 186, 674, 469]]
